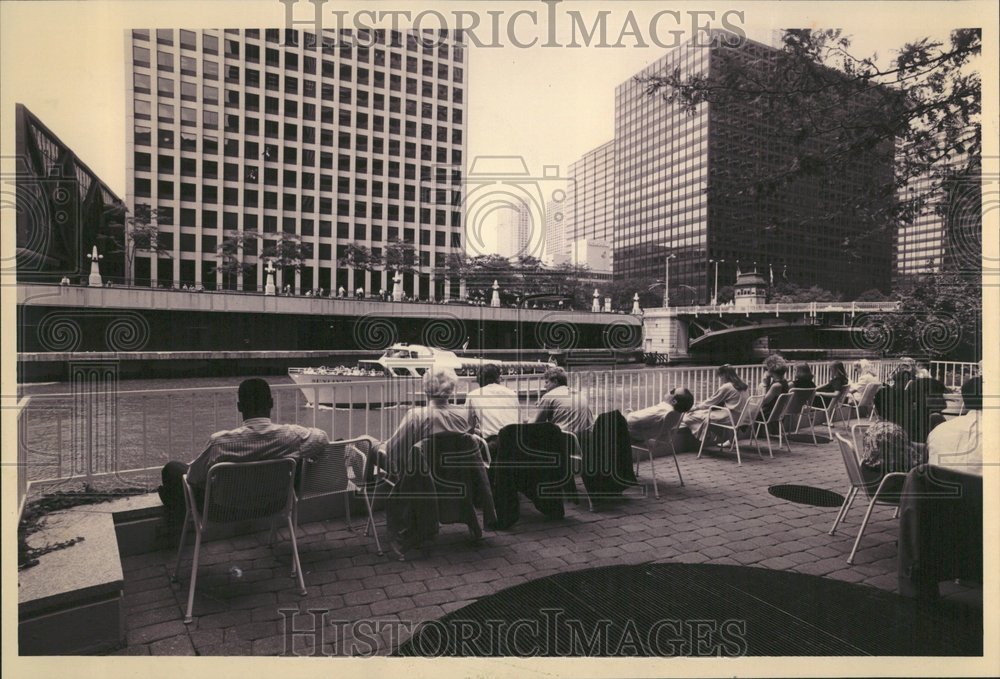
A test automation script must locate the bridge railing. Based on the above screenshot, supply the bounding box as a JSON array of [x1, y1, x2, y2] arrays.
[[657, 301, 901, 316], [15, 359, 977, 491]]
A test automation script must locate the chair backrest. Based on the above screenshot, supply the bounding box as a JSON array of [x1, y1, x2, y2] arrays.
[[762, 392, 793, 424], [735, 395, 764, 427], [835, 433, 867, 490], [784, 388, 816, 418], [299, 437, 371, 500], [653, 409, 683, 442], [203, 458, 297, 524], [851, 422, 873, 459], [825, 387, 850, 416], [857, 382, 881, 410], [419, 432, 484, 499]]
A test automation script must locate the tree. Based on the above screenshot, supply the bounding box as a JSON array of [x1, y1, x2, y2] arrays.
[[383, 238, 418, 274], [855, 288, 889, 302], [214, 230, 311, 291], [864, 271, 980, 359], [337, 244, 377, 272], [717, 285, 735, 304], [215, 229, 259, 289], [640, 28, 981, 256], [99, 204, 173, 285], [769, 283, 842, 303]]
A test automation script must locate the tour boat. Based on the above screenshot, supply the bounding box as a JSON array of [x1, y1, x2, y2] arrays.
[[288, 343, 553, 407]]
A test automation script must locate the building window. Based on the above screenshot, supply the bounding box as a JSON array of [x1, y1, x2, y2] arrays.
[[179, 29, 196, 50], [157, 50, 173, 71], [134, 73, 151, 94], [157, 102, 174, 122], [133, 45, 150, 67]]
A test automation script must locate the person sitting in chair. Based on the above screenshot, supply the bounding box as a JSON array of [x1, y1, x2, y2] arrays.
[[927, 376, 983, 476], [680, 365, 750, 450], [158, 379, 329, 522], [626, 387, 695, 444], [534, 366, 594, 437], [466, 364, 520, 457]]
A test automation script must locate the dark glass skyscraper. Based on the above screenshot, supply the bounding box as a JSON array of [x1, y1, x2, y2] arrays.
[[613, 36, 895, 303]]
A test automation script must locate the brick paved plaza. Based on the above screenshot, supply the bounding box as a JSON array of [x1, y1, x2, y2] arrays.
[[112, 429, 919, 657]]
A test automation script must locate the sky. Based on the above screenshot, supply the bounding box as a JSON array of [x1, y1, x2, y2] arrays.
[[1, 0, 993, 255]]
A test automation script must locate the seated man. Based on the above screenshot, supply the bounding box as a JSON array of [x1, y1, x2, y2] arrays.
[[158, 378, 329, 521], [625, 388, 695, 443], [533, 366, 594, 437], [467, 364, 520, 457], [927, 376, 983, 476]]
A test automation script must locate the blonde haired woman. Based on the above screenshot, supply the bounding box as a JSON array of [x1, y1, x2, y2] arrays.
[[381, 367, 471, 473]]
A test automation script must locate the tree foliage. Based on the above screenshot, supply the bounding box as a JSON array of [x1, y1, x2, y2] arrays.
[[99, 205, 173, 285], [770, 283, 842, 303], [869, 271, 980, 359]]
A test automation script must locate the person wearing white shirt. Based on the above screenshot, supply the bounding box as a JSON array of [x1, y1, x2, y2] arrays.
[[467, 364, 520, 445], [927, 376, 982, 476]]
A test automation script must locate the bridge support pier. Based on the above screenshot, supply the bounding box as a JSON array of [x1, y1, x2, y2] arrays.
[[640, 310, 690, 361]]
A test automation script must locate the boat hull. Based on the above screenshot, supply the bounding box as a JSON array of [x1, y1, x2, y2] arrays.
[[288, 371, 548, 408]]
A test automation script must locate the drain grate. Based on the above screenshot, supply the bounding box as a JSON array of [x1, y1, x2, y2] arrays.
[[768, 484, 845, 507]]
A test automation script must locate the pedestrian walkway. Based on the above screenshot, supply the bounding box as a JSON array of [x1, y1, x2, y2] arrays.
[[114, 436, 907, 656]]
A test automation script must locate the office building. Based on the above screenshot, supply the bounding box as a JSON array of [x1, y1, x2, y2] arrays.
[[544, 194, 569, 264], [894, 153, 981, 284], [495, 200, 532, 260], [566, 139, 615, 271], [14, 104, 125, 282], [613, 35, 895, 302], [125, 28, 467, 297]]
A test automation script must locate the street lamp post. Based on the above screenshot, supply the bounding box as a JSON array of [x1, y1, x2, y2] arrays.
[[663, 253, 677, 308], [710, 258, 725, 306]]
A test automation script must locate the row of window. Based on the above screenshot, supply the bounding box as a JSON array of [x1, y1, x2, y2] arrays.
[[133, 28, 467, 63], [133, 49, 466, 102]]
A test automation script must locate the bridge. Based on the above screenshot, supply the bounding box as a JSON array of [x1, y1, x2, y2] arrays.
[[642, 302, 902, 360], [16, 283, 644, 379]]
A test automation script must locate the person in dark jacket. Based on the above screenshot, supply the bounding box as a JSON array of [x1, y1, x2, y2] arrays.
[[793, 364, 816, 390]]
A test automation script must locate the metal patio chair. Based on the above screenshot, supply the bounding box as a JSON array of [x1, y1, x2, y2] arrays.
[[750, 392, 793, 457], [172, 458, 305, 624], [631, 408, 685, 497], [696, 395, 764, 466], [296, 437, 383, 556], [805, 387, 850, 440], [830, 433, 909, 564]]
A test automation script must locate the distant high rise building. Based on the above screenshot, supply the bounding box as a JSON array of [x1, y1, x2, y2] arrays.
[[496, 201, 531, 259], [567, 140, 615, 271], [894, 152, 981, 284], [544, 194, 568, 264], [125, 28, 467, 298], [613, 35, 894, 302]]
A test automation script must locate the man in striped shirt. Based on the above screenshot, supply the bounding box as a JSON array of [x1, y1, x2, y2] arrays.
[[158, 378, 329, 521]]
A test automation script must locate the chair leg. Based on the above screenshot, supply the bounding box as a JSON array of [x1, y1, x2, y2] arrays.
[[829, 487, 857, 535], [171, 510, 190, 582], [344, 492, 354, 532], [893, 506, 899, 520], [647, 448, 659, 499], [361, 488, 383, 556], [847, 496, 880, 565], [183, 529, 203, 624], [696, 427, 709, 459], [669, 440, 683, 487], [286, 515, 308, 595]]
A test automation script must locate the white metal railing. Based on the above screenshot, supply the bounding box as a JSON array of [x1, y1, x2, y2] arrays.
[[16, 359, 979, 488], [656, 301, 901, 316], [930, 360, 982, 390]]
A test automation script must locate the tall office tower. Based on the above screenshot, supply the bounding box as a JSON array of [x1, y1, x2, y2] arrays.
[[567, 139, 615, 272], [544, 194, 568, 264], [125, 28, 467, 298], [894, 152, 981, 284], [613, 35, 894, 303], [495, 200, 532, 259]]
